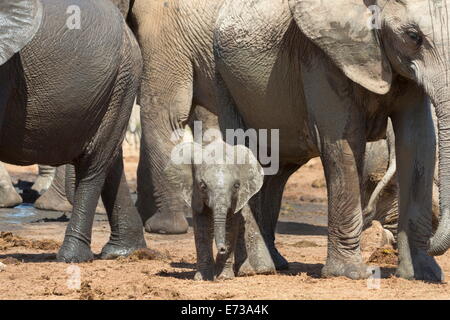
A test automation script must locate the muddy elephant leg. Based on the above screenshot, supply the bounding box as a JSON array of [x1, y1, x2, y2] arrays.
[[31, 165, 55, 195], [34, 165, 72, 212], [57, 162, 104, 263], [136, 65, 193, 235], [252, 164, 300, 270], [0, 162, 22, 208], [391, 89, 443, 281], [235, 204, 276, 276], [193, 210, 215, 281], [58, 25, 142, 263], [100, 150, 146, 259]]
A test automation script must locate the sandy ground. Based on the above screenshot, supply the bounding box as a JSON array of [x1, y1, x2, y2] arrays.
[[0, 158, 449, 300]]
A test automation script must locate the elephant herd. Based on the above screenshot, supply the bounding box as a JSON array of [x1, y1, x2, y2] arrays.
[[0, 0, 449, 283]]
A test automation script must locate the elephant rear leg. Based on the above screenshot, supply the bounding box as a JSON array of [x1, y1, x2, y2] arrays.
[[101, 150, 146, 259], [31, 165, 56, 195], [136, 69, 194, 235], [34, 165, 72, 212], [58, 25, 142, 263], [254, 164, 300, 270], [57, 162, 106, 263]]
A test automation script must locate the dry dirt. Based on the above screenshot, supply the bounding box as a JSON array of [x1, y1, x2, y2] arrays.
[[0, 158, 449, 300]]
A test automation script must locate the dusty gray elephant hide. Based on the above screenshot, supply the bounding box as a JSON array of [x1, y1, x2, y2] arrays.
[[0, 0, 145, 262]]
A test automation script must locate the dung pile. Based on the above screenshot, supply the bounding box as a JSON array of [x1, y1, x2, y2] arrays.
[[0, 232, 60, 251]]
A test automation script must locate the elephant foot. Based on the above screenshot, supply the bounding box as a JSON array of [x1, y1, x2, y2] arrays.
[[268, 245, 288, 270], [31, 176, 54, 195], [194, 268, 215, 281], [236, 258, 276, 277], [57, 236, 94, 263], [322, 257, 370, 280], [216, 267, 235, 281], [0, 188, 22, 208], [396, 248, 444, 282], [144, 209, 188, 234], [236, 259, 256, 277], [100, 237, 147, 260], [34, 189, 72, 212]]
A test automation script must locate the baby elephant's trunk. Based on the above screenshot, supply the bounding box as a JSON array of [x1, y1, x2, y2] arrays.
[[214, 210, 228, 255]]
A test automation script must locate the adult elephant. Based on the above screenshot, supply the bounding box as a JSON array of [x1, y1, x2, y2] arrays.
[[129, 0, 226, 234], [212, 0, 450, 281], [0, 0, 145, 262]]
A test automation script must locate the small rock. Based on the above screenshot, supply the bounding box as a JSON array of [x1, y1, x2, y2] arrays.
[[0, 262, 6, 272]]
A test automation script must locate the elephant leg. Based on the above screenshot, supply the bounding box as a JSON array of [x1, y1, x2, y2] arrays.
[[391, 89, 443, 282], [31, 165, 55, 195], [320, 134, 369, 279], [34, 165, 72, 212], [136, 67, 193, 235], [312, 90, 371, 279], [100, 150, 146, 259], [57, 162, 104, 263], [58, 26, 142, 263], [252, 164, 300, 270], [193, 210, 215, 281], [235, 205, 276, 276], [65, 164, 76, 205], [35, 165, 106, 213], [0, 162, 22, 208]]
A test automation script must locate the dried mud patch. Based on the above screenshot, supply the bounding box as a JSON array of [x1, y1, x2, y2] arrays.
[[0, 232, 60, 251]]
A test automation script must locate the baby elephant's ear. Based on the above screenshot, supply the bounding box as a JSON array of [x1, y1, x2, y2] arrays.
[[165, 141, 201, 208], [0, 0, 43, 65], [234, 145, 264, 213]]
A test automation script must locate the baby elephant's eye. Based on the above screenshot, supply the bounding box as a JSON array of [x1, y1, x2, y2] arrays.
[[234, 182, 241, 189], [407, 31, 423, 46]]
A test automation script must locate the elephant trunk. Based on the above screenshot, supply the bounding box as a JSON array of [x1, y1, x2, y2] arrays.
[[430, 84, 450, 256], [213, 209, 228, 255]]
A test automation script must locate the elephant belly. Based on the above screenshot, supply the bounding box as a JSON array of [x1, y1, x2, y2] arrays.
[[0, 109, 97, 166], [215, 0, 317, 163]]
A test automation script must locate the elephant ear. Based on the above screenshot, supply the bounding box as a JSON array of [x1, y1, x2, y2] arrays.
[[0, 0, 43, 66], [165, 140, 203, 208], [289, 0, 392, 94], [234, 145, 264, 213]]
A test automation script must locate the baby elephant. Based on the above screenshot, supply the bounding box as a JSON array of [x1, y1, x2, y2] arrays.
[[166, 126, 275, 280]]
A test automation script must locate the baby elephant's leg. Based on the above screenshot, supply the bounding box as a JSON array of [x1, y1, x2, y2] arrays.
[[235, 205, 276, 276], [193, 210, 215, 281]]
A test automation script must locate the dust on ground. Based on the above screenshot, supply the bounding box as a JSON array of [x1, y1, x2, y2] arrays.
[[0, 159, 449, 300]]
